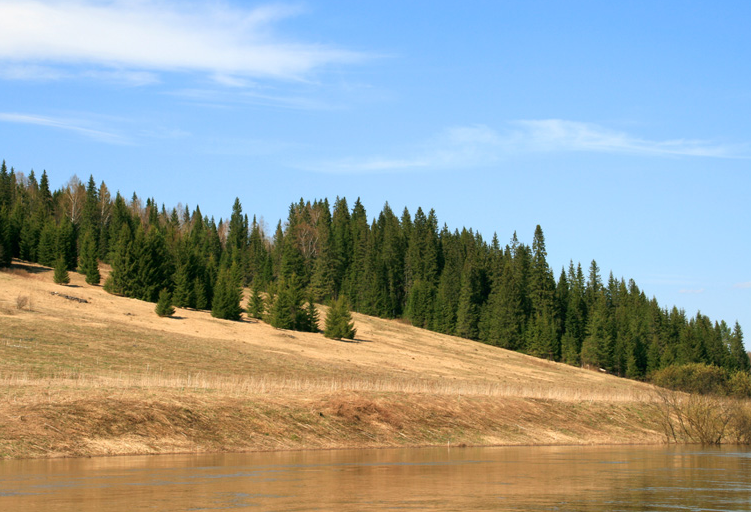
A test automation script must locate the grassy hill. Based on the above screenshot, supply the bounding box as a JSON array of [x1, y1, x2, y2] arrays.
[[0, 260, 665, 459]]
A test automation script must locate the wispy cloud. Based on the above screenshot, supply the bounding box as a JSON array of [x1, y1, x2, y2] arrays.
[[511, 120, 742, 158], [734, 282, 751, 289], [0, 1, 366, 85], [0, 112, 129, 144], [679, 288, 706, 295], [305, 120, 746, 174]]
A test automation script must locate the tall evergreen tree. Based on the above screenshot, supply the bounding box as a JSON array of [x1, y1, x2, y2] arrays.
[[78, 229, 101, 285], [0, 205, 11, 267], [247, 282, 265, 320], [211, 262, 243, 321], [53, 254, 70, 285], [581, 294, 613, 369], [730, 321, 750, 372]]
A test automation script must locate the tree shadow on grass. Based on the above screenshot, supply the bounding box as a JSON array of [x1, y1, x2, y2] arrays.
[[10, 260, 51, 274]]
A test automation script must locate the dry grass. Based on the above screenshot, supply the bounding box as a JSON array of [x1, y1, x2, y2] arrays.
[[0, 259, 665, 459], [0, 371, 653, 402]]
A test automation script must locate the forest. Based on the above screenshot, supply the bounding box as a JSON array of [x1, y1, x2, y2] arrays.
[[0, 160, 748, 383]]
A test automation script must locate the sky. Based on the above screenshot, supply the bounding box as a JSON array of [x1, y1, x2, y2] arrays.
[[0, 0, 749, 342]]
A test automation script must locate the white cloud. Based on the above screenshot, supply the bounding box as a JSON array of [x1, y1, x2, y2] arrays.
[[0, 112, 129, 144], [0, 63, 68, 81], [734, 282, 751, 289], [0, 1, 365, 84], [305, 120, 746, 174], [511, 119, 741, 158]]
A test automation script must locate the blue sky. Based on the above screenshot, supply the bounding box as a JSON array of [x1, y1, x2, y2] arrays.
[[1, 1, 749, 341]]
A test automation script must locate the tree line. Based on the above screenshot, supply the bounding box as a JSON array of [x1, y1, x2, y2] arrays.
[[0, 161, 747, 380]]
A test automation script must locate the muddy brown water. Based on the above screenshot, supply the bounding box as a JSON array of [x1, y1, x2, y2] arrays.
[[1, 445, 750, 511]]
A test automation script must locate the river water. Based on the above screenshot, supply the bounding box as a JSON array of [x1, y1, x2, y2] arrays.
[[0, 445, 749, 511]]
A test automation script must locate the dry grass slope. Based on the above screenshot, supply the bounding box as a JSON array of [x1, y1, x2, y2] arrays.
[[0, 261, 665, 459]]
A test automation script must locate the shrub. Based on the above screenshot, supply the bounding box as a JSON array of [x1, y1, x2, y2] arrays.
[[727, 371, 751, 399], [651, 363, 730, 396]]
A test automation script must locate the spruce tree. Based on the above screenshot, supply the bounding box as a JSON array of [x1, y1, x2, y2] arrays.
[[0, 205, 13, 267], [78, 229, 101, 285], [324, 296, 357, 340], [211, 263, 243, 321], [53, 254, 70, 285], [36, 220, 57, 267], [247, 282, 265, 319], [730, 322, 750, 372], [304, 299, 320, 333], [155, 288, 175, 317], [268, 275, 305, 330], [172, 262, 193, 308]]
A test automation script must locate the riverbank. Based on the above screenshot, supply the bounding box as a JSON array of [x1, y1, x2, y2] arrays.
[[1, 261, 665, 459]]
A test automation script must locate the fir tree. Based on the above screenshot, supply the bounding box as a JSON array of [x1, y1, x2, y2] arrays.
[[155, 289, 175, 317], [324, 296, 357, 340]]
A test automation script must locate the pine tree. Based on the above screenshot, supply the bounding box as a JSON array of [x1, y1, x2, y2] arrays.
[[53, 254, 70, 285], [155, 289, 175, 317], [324, 296, 357, 340]]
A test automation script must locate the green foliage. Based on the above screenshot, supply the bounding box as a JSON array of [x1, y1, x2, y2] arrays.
[[651, 363, 735, 396], [246, 283, 265, 320], [0, 161, 747, 397], [211, 263, 243, 321], [324, 296, 357, 340], [78, 229, 100, 285], [53, 254, 70, 285], [268, 276, 318, 332], [155, 288, 175, 317], [0, 205, 11, 267]]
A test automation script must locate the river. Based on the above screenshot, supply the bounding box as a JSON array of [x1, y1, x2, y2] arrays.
[[1, 445, 750, 511]]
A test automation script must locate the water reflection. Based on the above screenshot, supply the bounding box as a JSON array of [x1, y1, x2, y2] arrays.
[[0, 445, 750, 511]]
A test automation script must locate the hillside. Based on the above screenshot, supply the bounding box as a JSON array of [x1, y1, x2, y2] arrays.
[[0, 260, 665, 459]]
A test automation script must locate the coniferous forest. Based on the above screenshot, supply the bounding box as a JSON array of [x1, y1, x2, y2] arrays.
[[0, 161, 748, 383]]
